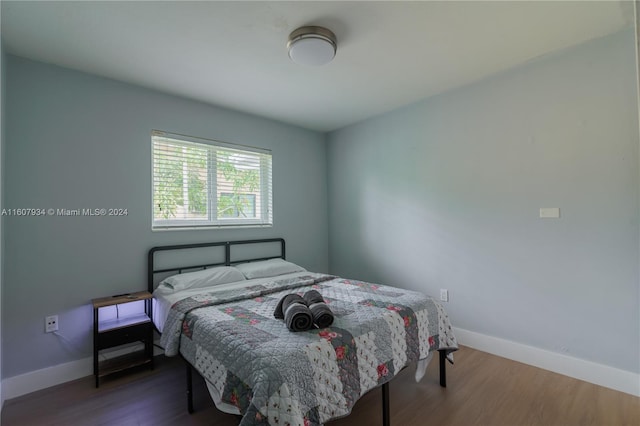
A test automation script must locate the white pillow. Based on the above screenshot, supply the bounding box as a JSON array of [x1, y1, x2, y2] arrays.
[[235, 258, 306, 279], [160, 266, 245, 292]]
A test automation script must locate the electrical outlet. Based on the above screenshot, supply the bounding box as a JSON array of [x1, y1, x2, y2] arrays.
[[440, 289, 449, 302], [45, 315, 58, 333]]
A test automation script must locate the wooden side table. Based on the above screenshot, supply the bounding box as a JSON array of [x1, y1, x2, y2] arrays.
[[92, 291, 154, 387]]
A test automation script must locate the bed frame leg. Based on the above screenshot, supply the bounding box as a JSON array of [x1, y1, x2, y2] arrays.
[[382, 381, 390, 426], [439, 350, 447, 388], [186, 363, 194, 414]]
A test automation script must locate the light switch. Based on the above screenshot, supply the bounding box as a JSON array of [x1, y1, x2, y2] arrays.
[[539, 207, 560, 218]]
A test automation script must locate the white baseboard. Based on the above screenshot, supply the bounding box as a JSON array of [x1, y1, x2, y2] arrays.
[[2, 342, 164, 403], [2, 330, 638, 403], [2, 356, 93, 402], [454, 327, 640, 397]]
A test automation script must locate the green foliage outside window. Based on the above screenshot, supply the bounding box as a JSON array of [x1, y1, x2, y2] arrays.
[[216, 152, 259, 218], [154, 145, 259, 220], [154, 145, 207, 219]]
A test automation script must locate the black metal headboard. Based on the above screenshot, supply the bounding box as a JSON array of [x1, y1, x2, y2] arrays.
[[147, 238, 286, 294]]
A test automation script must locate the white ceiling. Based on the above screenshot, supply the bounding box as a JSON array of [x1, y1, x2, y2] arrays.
[[1, 1, 634, 132]]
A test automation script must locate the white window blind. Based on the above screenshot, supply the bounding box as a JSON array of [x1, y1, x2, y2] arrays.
[[152, 131, 272, 230]]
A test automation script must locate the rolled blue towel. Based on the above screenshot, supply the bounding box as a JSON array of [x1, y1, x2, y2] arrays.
[[303, 290, 334, 328], [274, 294, 313, 332]]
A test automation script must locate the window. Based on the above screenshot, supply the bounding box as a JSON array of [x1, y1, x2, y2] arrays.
[[152, 131, 272, 229]]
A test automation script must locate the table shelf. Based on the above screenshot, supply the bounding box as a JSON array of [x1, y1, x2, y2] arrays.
[[92, 291, 154, 387]]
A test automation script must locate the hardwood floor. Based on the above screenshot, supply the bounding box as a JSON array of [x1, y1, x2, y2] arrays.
[[2, 346, 638, 426]]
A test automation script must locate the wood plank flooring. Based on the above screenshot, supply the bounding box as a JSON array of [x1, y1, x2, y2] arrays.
[[2, 346, 638, 426]]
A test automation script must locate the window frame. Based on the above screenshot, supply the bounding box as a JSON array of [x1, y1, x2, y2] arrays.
[[151, 130, 273, 231]]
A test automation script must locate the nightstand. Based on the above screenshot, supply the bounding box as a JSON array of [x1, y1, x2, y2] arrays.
[[92, 291, 154, 387]]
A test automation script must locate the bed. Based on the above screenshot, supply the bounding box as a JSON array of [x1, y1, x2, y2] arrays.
[[148, 238, 458, 426]]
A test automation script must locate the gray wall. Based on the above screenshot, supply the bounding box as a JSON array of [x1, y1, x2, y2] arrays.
[[3, 55, 328, 378], [1, 39, 5, 403], [636, 0, 640, 364], [327, 30, 640, 373]]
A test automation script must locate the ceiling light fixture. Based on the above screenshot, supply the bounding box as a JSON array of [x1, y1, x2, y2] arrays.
[[287, 26, 337, 66]]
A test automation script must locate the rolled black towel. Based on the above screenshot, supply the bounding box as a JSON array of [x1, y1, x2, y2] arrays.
[[273, 293, 289, 319], [303, 290, 334, 328], [274, 294, 313, 332]]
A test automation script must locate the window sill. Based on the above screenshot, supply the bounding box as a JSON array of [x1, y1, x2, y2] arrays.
[[152, 224, 273, 232]]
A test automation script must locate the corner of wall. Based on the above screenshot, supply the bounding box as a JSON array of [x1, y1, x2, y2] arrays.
[[1, 29, 7, 412], [635, 0, 640, 383]]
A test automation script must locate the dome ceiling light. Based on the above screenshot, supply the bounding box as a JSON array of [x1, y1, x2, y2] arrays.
[[287, 26, 337, 66]]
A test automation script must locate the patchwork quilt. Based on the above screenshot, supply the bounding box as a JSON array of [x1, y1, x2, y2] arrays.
[[160, 273, 458, 426]]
